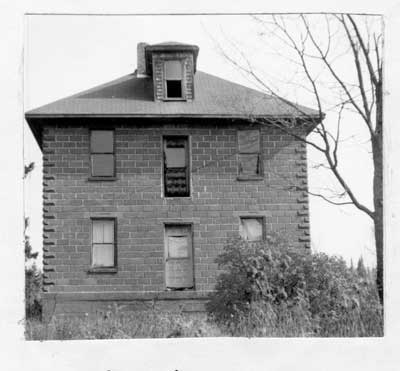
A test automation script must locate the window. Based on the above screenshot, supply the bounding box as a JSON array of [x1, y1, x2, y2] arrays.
[[165, 60, 183, 99], [90, 130, 115, 177], [237, 129, 262, 179], [164, 224, 194, 289], [239, 217, 265, 241], [163, 136, 190, 197], [91, 219, 116, 268]]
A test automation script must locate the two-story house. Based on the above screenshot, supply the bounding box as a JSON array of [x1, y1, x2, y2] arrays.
[[25, 41, 320, 319]]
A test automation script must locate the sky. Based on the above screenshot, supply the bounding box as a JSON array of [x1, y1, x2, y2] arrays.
[[24, 14, 379, 267]]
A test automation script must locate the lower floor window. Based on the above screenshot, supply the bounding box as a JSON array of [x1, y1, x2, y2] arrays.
[[91, 219, 116, 267], [239, 217, 265, 241], [164, 224, 194, 289], [87, 217, 266, 274]]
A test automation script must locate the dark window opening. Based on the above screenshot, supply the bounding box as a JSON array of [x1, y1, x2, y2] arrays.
[[90, 130, 115, 177], [166, 80, 182, 98], [238, 129, 262, 178], [163, 136, 190, 197], [164, 60, 184, 99]]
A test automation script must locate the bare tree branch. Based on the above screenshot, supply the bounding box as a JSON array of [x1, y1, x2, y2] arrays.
[[339, 15, 374, 137], [307, 191, 355, 206], [300, 14, 369, 124], [272, 15, 324, 122], [347, 15, 378, 87], [333, 103, 344, 168]]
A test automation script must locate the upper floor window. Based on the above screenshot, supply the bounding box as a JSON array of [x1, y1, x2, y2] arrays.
[[163, 136, 190, 197], [90, 130, 115, 178], [237, 129, 262, 180], [164, 60, 183, 99]]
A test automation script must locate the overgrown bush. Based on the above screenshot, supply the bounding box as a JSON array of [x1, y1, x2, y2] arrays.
[[25, 264, 42, 320], [24, 213, 42, 320], [206, 236, 383, 337]]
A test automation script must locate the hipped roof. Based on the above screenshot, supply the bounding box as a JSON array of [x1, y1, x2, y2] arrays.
[[25, 71, 319, 119], [25, 70, 322, 149]]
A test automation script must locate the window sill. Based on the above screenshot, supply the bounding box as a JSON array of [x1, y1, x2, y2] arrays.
[[163, 98, 186, 101], [166, 257, 190, 261], [166, 287, 195, 292], [88, 176, 117, 182], [164, 195, 191, 199], [236, 176, 264, 181], [87, 267, 117, 274]]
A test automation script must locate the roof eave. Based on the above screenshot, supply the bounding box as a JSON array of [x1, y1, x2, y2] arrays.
[[25, 112, 322, 120], [25, 112, 323, 152]]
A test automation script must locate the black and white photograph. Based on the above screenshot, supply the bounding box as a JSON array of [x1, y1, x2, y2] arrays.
[[1, 2, 400, 370], [23, 12, 385, 340]]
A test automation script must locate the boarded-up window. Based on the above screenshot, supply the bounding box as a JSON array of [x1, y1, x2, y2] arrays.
[[163, 136, 190, 197], [239, 217, 264, 241], [90, 130, 114, 177], [165, 60, 183, 99], [164, 225, 194, 289], [92, 219, 116, 267], [238, 129, 262, 178]]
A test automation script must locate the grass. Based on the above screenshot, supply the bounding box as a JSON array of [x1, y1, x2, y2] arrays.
[[25, 305, 223, 340], [211, 301, 383, 338], [25, 301, 383, 340]]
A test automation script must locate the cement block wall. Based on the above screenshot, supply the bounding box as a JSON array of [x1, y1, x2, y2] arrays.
[[41, 118, 310, 317]]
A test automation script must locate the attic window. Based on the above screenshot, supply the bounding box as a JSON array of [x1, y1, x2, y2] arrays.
[[165, 60, 183, 99]]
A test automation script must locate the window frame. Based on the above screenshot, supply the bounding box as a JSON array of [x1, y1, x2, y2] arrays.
[[239, 216, 266, 242], [163, 59, 186, 101], [163, 222, 195, 291], [162, 135, 191, 198], [89, 217, 117, 273], [89, 129, 116, 181], [237, 129, 263, 181]]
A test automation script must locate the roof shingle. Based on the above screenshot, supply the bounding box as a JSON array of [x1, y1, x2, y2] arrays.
[[25, 71, 319, 119]]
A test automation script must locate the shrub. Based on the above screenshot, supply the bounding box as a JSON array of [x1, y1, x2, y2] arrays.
[[206, 236, 383, 337], [25, 264, 42, 320]]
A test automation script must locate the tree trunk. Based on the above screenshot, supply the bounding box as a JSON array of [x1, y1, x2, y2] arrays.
[[373, 187, 383, 305], [372, 82, 383, 306]]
